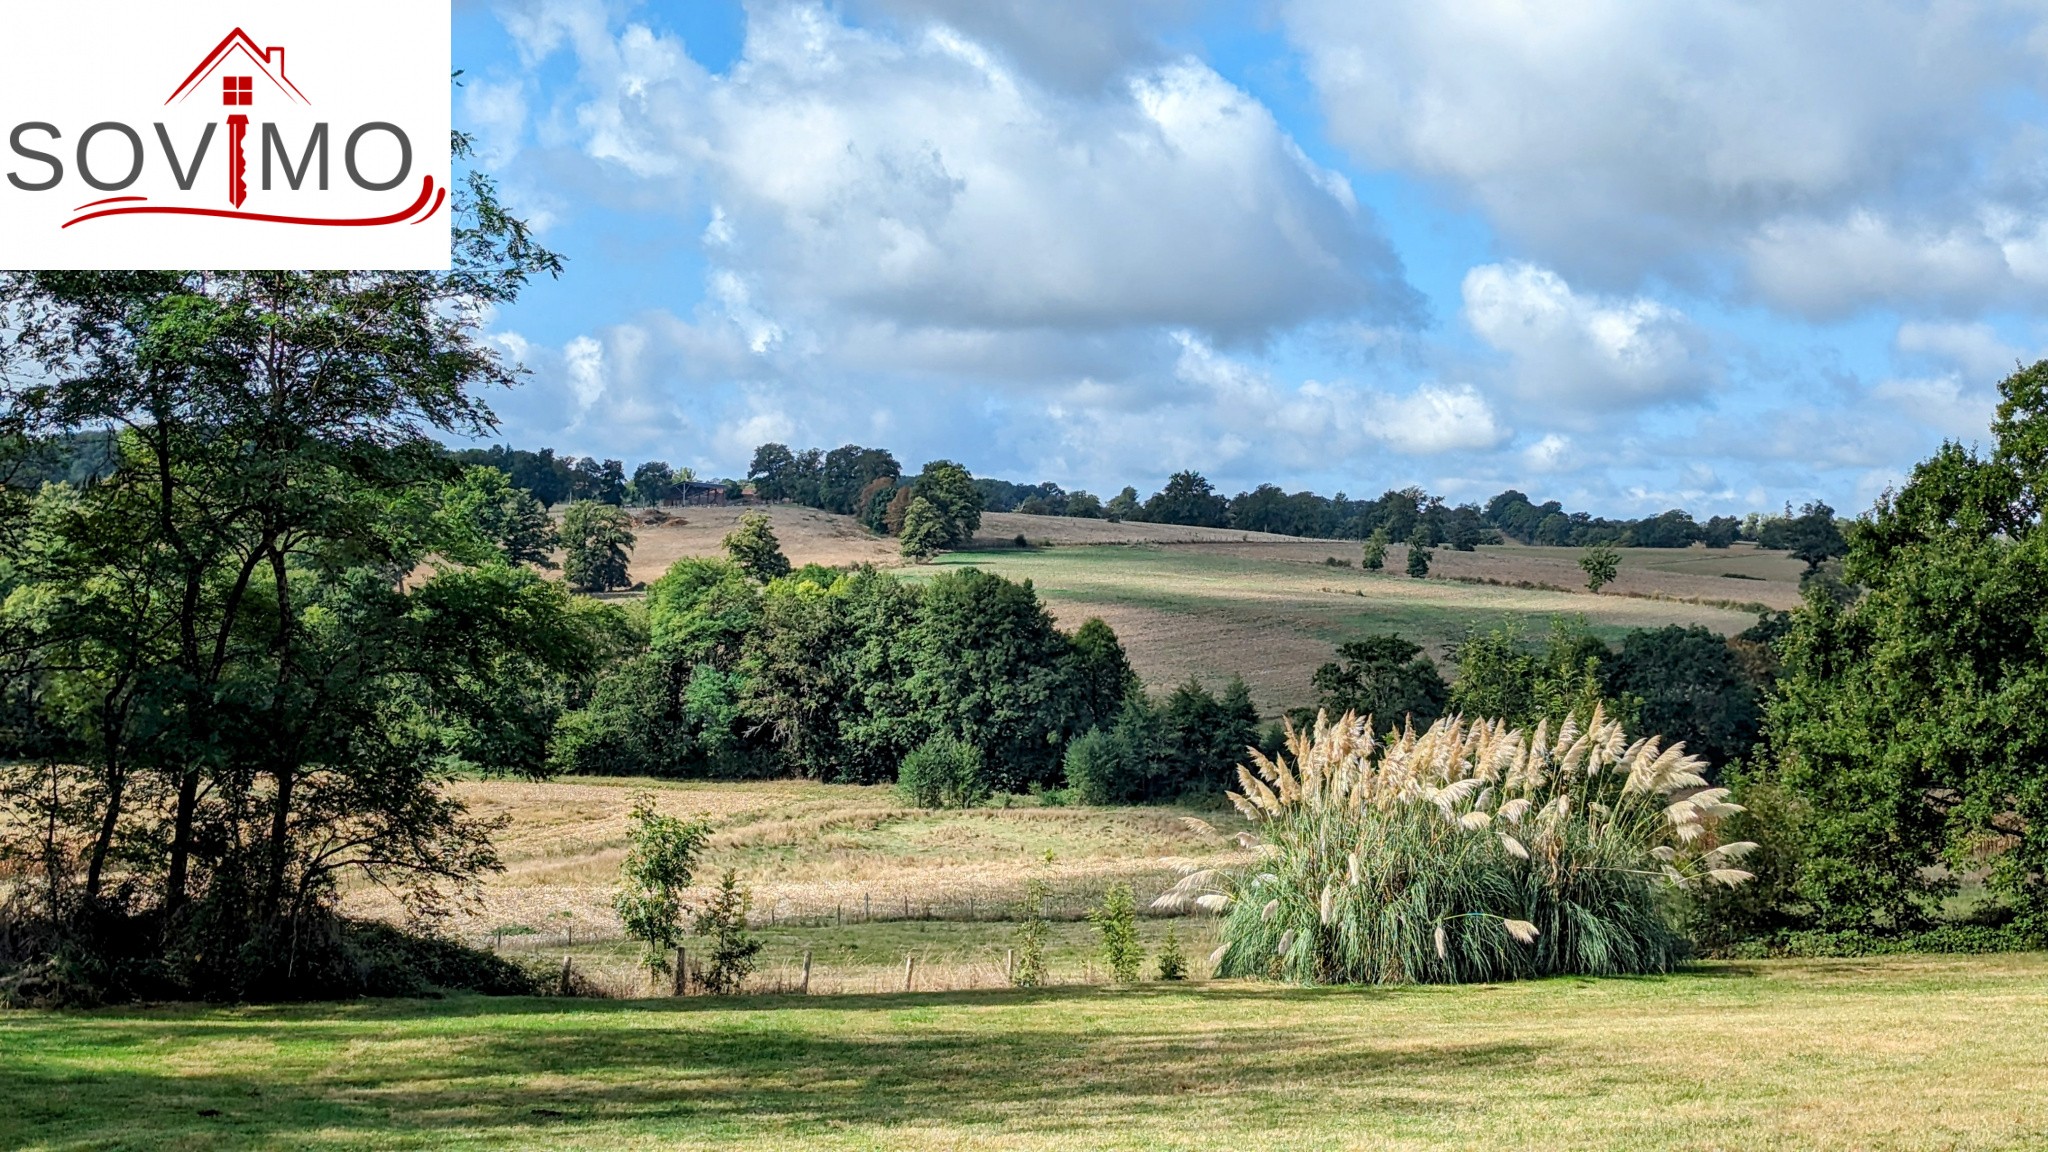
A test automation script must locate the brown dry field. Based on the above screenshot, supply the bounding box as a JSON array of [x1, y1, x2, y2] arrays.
[[342, 777, 1245, 956]]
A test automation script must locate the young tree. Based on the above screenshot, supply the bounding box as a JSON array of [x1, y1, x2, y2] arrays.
[[723, 512, 791, 583], [694, 869, 763, 995], [612, 795, 711, 983], [1580, 543, 1621, 593], [1362, 527, 1390, 571], [1013, 879, 1051, 987], [896, 733, 987, 809], [1405, 530, 1434, 578], [562, 501, 636, 591], [1155, 924, 1189, 981], [1089, 883, 1143, 983], [898, 496, 948, 560], [912, 460, 985, 546]]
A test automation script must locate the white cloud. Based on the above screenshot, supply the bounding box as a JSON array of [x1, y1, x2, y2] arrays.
[[1282, 0, 2048, 313], [1461, 262, 1709, 410], [495, 0, 1414, 340], [1365, 385, 1506, 455]]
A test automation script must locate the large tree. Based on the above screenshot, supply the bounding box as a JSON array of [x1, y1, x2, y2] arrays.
[[0, 138, 595, 1000], [1769, 362, 2048, 933]]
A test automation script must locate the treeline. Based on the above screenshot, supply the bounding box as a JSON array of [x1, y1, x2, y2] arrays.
[[438, 437, 1845, 562]]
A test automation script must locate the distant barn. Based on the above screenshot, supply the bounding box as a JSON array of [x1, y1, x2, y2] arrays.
[[666, 481, 731, 507]]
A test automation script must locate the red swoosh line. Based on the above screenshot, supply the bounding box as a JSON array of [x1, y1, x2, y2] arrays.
[[63, 177, 443, 229]]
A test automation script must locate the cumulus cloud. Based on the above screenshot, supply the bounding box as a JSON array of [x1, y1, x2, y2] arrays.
[[1281, 0, 2048, 314], [845, 0, 1190, 92], [494, 0, 1415, 340], [1461, 262, 1710, 411]]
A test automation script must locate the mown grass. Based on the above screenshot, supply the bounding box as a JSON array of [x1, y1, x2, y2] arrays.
[[5, 954, 2046, 1150]]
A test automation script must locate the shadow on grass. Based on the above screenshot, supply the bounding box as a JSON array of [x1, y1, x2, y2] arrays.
[[1, 984, 1542, 1148]]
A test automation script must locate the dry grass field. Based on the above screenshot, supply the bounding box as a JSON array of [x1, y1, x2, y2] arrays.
[[342, 777, 1245, 993], [598, 505, 1800, 714]]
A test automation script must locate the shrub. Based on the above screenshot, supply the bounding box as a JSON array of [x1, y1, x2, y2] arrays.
[[1157, 707, 1754, 984], [1362, 527, 1390, 571], [1013, 879, 1051, 987], [897, 733, 987, 809], [1405, 533, 1433, 578], [694, 869, 763, 995], [1090, 883, 1143, 983], [1155, 925, 1189, 981]]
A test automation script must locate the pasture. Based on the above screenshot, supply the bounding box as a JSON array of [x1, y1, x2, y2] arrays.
[[6, 954, 2046, 1150], [612, 505, 1800, 713]]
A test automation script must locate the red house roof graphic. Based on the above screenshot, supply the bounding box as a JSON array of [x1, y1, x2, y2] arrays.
[[165, 28, 310, 105]]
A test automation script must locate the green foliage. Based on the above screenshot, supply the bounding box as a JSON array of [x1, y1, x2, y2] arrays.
[[611, 795, 711, 980], [1141, 471, 1230, 528], [1606, 625, 1760, 768], [1167, 710, 1752, 984], [438, 465, 559, 568], [1362, 527, 1390, 570], [1067, 617, 1138, 732], [1579, 544, 1620, 593], [694, 869, 763, 995], [1311, 635, 1448, 732], [1448, 619, 1610, 731], [1763, 361, 2048, 933], [561, 501, 636, 591], [911, 460, 985, 547], [1013, 879, 1051, 987], [896, 733, 988, 809], [899, 496, 948, 560], [1063, 677, 1259, 805], [1155, 924, 1189, 981], [1089, 883, 1143, 983], [1104, 486, 1140, 522], [722, 513, 791, 583], [1405, 532, 1433, 578]]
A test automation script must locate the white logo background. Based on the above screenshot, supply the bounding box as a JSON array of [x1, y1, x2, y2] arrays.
[[0, 1, 451, 270]]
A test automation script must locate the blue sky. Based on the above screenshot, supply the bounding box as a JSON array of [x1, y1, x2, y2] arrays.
[[450, 0, 2048, 516]]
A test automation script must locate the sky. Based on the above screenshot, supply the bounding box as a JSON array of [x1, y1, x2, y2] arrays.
[[450, 0, 2048, 516]]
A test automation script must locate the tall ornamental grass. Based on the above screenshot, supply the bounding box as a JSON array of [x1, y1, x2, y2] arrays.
[[1156, 708, 1754, 984]]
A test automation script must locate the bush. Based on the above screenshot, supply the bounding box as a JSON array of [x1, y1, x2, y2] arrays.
[[1158, 708, 1754, 984], [1090, 883, 1143, 983], [897, 734, 987, 809], [612, 794, 710, 981], [1155, 925, 1189, 981]]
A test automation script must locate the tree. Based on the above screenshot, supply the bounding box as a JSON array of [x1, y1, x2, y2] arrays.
[[612, 795, 710, 982], [561, 501, 636, 592], [1580, 543, 1621, 593], [906, 568, 1083, 791], [1605, 625, 1760, 769], [747, 443, 798, 502], [912, 460, 984, 546], [896, 733, 987, 809], [1448, 619, 1609, 730], [1065, 491, 1103, 519], [1362, 527, 1389, 571], [1067, 617, 1138, 734], [1784, 501, 1848, 573], [693, 869, 762, 995], [1089, 883, 1143, 983], [1311, 636, 1448, 731], [1104, 486, 1140, 522], [1765, 361, 2048, 932], [439, 465, 559, 568], [630, 460, 676, 506], [1142, 471, 1229, 528], [1405, 530, 1433, 578], [898, 496, 948, 560], [0, 137, 584, 999], [723, 512, 791, 583]]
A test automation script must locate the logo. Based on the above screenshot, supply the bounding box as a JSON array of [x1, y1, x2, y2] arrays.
[[1, 3, 451, 270]]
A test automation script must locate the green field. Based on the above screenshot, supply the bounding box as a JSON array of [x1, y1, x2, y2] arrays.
[[912, 545, 1774, 712], [7, 954, 2046, 1151]]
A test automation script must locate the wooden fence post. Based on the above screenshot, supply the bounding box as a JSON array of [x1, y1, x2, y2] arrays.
[[801, 949, 813, 995], [673, 947, 687, 996], [1005, 949, 1015, 986], [558, 955, 573, 997], [903, 954, 916, 993]]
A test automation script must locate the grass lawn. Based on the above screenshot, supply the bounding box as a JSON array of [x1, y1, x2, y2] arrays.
[[6, 953, 2047, 1150]]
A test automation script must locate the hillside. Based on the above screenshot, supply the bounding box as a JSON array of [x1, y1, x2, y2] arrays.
[[604, 505, 1799, 712]]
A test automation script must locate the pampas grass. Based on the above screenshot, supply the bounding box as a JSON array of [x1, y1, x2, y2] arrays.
[[1156, 707, 1753, 984]]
